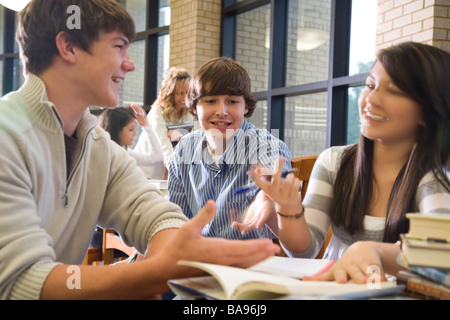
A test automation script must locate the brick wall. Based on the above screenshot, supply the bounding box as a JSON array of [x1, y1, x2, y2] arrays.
[[377, 0, 450, 52], [170, 0, 221, 75], [168, 0, 450, 76]]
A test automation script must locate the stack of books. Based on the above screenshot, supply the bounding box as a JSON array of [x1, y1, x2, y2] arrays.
[[397, 213, 450, 300]]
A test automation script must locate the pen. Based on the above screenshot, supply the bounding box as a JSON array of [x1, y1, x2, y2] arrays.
[[234, 168, 297, 195], [128, 253, 138, 263]]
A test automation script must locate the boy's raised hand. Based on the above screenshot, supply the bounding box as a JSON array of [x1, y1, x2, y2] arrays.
[[165, 200, 280, 268]]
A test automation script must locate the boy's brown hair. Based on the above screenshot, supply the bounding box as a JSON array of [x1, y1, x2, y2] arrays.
[[17, 0, 135, 75], [187, 57, 257, 119]]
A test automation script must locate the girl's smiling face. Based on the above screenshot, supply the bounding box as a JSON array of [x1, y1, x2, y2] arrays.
[[173, 81, 190, 112], [118, 119, 137, 147], [359, 61, 425, 146]]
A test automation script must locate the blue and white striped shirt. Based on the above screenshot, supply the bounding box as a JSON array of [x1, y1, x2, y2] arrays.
[[167, 120, 292, 240]]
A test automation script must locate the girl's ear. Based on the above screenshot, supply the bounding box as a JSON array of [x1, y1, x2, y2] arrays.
[[55, 31, 76, 64]]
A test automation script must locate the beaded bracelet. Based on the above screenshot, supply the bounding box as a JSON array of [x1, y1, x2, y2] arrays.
[[276, 204, 305, 220]]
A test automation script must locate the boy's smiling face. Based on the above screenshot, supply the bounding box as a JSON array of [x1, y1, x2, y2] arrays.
[[194, 94, 248, 153], [73, 29, 135, 108]]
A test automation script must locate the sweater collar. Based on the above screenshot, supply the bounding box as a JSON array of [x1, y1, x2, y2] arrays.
[[14, 74, 62, 133], [17, 74, 97, 137]]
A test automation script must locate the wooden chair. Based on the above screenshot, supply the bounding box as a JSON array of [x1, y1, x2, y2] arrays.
[[316, 226, 333, 259], [290, 156, 333, 259], [102, 229, 136, 265], [290, 156, 318, 199], [274, 156, 317, 256], [82, 247, 102, 265], [275, 156, 332, 259], [83, 228, 136, 265]]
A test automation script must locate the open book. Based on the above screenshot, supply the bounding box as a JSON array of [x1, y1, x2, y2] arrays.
[[168, 257, 403, 300]]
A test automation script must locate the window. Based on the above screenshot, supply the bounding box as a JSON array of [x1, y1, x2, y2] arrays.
[[235, 4, 271, 92], [120, 0, 171, 110], [285, 93, 328, 156], [285, 0, 331, 157], [346, 0, 377, 144], [222, 0, 378, 157], [248, 100, 268, 130], [349, 0, 377, 76], [0, 6, 23, 95], [286, 0, 331, 87], [122, 40, 146, 106], [0, 1, 171, 115], [123, 0, 147, 33], [157, 33, 170, 94]]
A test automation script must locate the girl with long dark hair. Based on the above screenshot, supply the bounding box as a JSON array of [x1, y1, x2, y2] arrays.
[[233, 42, 450, 282]]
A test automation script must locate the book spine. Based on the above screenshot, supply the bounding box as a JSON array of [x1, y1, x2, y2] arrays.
[[406, 278, 450, 300], [409, 265, 450, 288]]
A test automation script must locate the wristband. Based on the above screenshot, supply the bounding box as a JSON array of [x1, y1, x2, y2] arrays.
[[276, 204, 305, 220]]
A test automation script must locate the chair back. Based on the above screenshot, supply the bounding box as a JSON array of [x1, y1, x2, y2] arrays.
[[83, 228, 136, 265], [291, 156, 318, 198], [290, 155, 332, 259], [102, 229, 136, 265]]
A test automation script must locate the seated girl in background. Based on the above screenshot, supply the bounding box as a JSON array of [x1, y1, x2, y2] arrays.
[[233, 42, 450, 283], [134, 67, 196, 168], [99, 105, 165, 179]]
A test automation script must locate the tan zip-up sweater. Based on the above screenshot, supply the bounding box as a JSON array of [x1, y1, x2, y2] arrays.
[[0, 74, 187, 300]]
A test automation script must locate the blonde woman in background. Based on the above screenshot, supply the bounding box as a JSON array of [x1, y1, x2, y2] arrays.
[[134, 67, 195, 167]]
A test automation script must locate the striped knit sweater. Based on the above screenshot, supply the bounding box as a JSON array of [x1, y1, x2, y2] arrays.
[[284, 145, 450, 260]]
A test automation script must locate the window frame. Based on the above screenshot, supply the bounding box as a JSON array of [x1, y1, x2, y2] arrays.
[[222, 0, 369, 147], [0, 0, 171, 113], [132, 0, 170, 108], [0, 7, 19, 95]]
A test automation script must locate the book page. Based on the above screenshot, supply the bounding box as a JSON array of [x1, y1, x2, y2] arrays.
[[169, 276, 227, 300], [178, 260, 304, 299], [249, 256, 333, 279], [175, 260, 401, 300]]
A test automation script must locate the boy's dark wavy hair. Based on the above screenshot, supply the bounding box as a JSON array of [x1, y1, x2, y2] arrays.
[[187, 57, 257, 119], [17, 0, 135, 75]]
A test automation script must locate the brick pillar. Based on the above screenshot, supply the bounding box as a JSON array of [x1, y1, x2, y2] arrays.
[[170, 0, 222, 74], [377, 0, 450, 53]]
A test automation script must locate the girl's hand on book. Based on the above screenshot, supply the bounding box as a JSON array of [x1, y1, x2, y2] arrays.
[[304, 241, 388, 284]]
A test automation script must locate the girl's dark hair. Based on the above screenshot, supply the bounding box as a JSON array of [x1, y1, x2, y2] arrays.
[[98, 107, 135, 147], [330, 42, 450, 243], [187, 57, 257, 118], [17, 0, 135, 75]]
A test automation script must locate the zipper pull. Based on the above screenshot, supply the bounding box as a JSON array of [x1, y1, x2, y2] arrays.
[[65, 192, 69, 208]]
